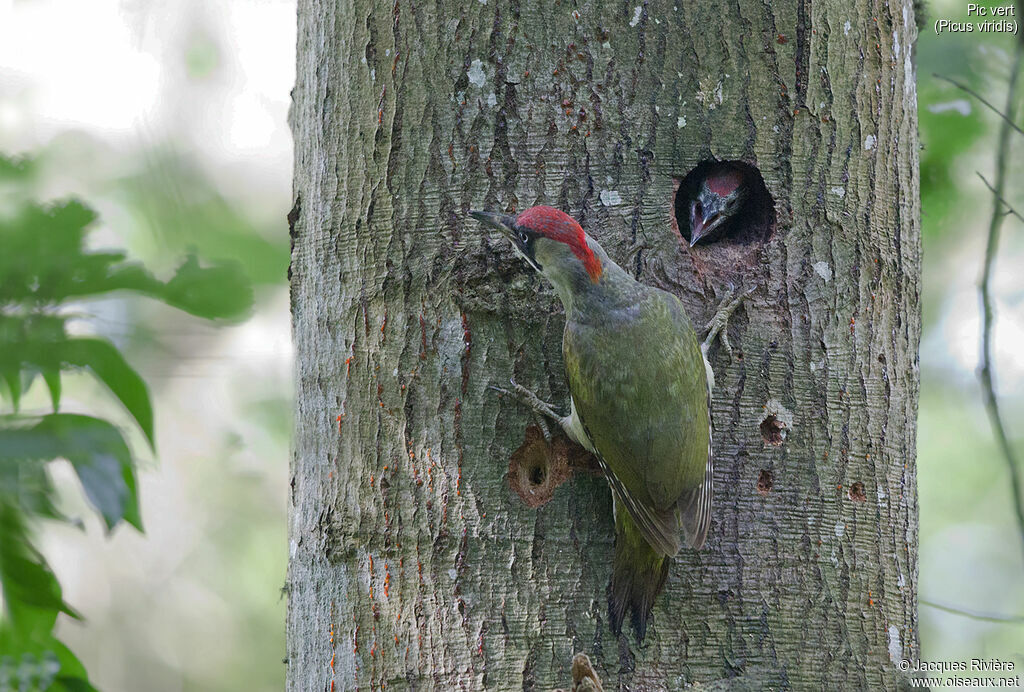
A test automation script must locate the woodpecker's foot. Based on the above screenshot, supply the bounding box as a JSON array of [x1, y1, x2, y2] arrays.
[[490, 378, 572, 441], [701, 286, 752, 358], [700, 287, 753, 392]]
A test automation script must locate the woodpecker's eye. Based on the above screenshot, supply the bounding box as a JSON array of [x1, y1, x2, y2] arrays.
[[517, 229, 530, 243]]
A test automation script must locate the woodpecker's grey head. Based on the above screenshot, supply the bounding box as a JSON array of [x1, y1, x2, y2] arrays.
[[689, 168, 747, 246], [469, 206, 603, 290]]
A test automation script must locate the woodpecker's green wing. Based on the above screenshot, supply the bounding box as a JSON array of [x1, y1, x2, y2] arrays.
[[564, 288, 712, 555]]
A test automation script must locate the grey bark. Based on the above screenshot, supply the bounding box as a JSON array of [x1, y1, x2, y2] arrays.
[[287, 0, 922, 689]]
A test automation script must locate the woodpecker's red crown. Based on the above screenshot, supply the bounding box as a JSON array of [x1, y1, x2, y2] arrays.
[[515, 206, 603, 282]]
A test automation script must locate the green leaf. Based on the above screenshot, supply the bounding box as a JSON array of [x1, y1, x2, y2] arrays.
[[117, 153, 288, 285], [0, 153, 36, 182], [0, 201, 98, 305], [94, 264, 164, 297], [0, 621, 98, 692], [60, 339, 154, 449], [1, 369, 21, 411], [0, 502, 81, 634], [42, 370, 62, 411], [0, 452, 66, 523], [32, 415, 143, 533], [162, 254, 254, 320], [0, 425, 61, 462], [0, 315, 66, 411]]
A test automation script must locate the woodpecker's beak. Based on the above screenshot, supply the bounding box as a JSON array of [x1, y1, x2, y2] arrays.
[[469, 209, 542, 273], [469, 210, 517, 235], [689, 200, 724, 247]]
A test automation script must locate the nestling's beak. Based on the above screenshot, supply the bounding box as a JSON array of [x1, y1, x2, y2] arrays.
[[688, 199, 724, 247], [469, 209, 541, 272]]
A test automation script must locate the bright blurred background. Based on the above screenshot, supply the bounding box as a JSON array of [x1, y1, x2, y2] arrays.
[[0, 0, 1021, 689], [1, 1, 294, 690], [915, 1, 1024, 673]]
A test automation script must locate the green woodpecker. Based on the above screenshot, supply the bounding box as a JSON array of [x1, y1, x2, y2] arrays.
[[471, 205, 743, 640]]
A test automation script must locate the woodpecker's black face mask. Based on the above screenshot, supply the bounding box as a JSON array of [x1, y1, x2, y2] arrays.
[[469, 210, 542, 273]]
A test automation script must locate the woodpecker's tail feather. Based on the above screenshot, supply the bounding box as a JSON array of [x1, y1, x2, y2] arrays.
[[608, 496, 670, 641]]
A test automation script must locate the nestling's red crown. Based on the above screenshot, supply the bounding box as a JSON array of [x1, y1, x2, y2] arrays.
[[705, 169, 743, 197], [515, 206, 603, 282]]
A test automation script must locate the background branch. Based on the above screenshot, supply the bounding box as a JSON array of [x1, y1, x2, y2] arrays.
[[934, 72, 1024, 138], [921, 598, 1024, 624], [976, 32, 1024, 564], [977, 172, 1024, 223]]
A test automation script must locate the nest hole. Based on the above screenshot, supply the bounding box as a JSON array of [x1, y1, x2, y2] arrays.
[[673, 159, 775, 247], [757, 469, 774, 495], [508, 425, 576, 508], [760, 414, 785, 446], [848, 481, 867, 503]]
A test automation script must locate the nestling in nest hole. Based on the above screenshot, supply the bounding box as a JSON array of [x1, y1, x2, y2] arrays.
[[673, 159, 775, 247]]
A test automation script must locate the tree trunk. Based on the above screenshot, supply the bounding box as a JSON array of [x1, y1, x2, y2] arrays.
[[287, 0, 921, 689]]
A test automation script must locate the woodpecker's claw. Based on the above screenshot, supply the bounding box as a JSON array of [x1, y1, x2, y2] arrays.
[[700, 286, 753, 391], [490, 378, 572, 442], [491, 378, 565, 421], [702, 287, 752, 356]]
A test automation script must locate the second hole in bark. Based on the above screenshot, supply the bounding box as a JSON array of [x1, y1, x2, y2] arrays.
[[760, 415, 785, 445]]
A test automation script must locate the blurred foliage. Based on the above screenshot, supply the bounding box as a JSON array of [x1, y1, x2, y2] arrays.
[[0, 154, 253, 691], [116, 151, 288, 287], [917, 8, 1022, 242], [916, 28, 986, 234], [915, 0, 1024, 674]]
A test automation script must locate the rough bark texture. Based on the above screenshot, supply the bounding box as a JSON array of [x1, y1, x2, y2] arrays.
[[287, 0, 922, 689]]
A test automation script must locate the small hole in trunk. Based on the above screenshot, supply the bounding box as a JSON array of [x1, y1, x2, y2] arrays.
[[760, 414, 785, 445]]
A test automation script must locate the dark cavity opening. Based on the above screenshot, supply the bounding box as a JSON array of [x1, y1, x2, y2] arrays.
[[849, 481, 867, 502], [673, 159, 775, 247], [507, 425, 577, 508], [760, 415, 785, 446]]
